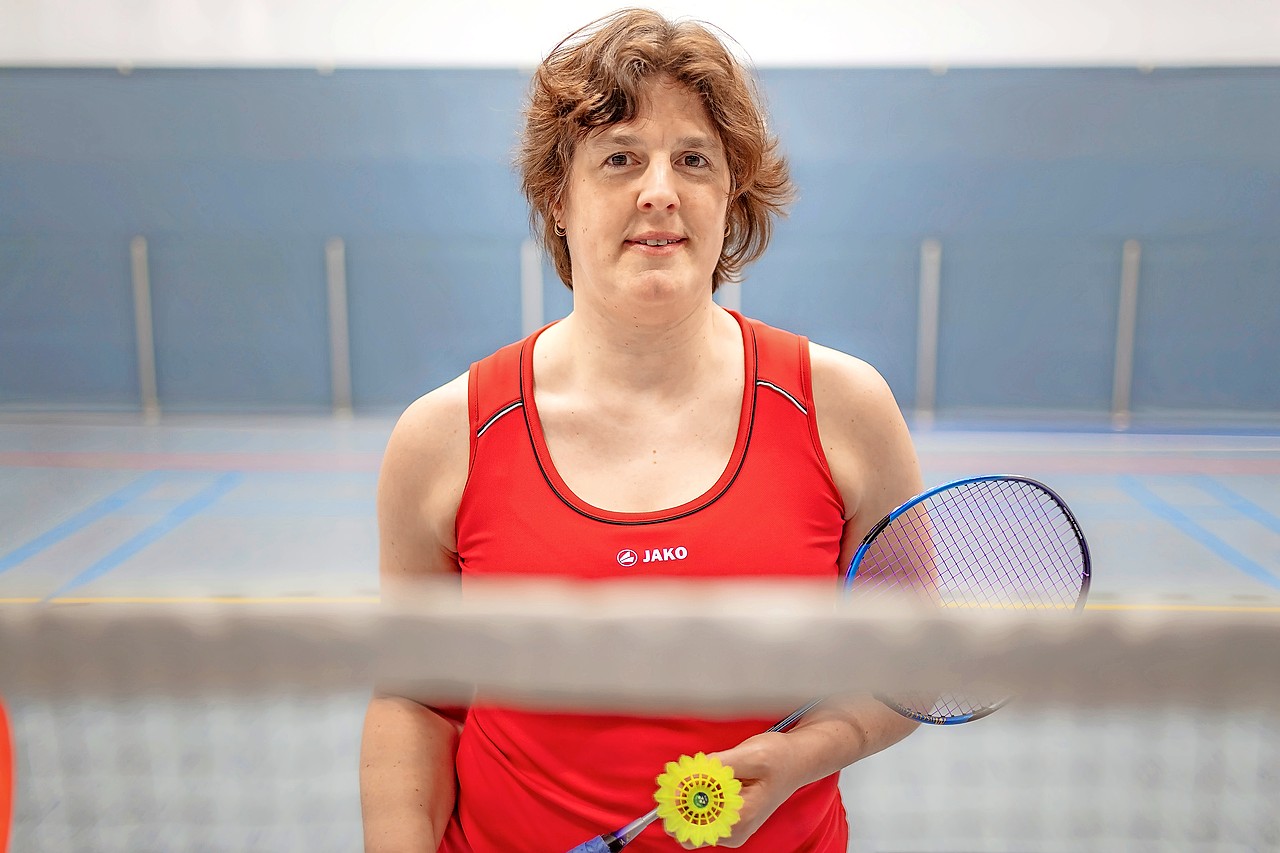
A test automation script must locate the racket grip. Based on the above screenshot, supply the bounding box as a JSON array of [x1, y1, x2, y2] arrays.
[[564, 835, 621, 853], [570, 805, 661, 852]]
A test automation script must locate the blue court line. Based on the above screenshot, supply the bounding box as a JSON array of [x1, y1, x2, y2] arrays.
[[0, 471, 164, 576], [1191, 476, 1280, 536], [45, 472, 244, 600], [1119, 476, 1280, 591]]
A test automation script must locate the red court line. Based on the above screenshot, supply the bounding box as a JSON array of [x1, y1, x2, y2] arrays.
[[0, 451, 382, 472], [3, 450, 1279, 475], [920, 453, 1280, 475]]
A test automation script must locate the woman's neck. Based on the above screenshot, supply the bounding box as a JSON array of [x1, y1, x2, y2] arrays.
[[535, 298, 739, 400]]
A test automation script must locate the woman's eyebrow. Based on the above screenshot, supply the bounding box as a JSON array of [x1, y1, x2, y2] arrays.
[[674, 135, 720, 151], [587, 132, 721, 151]]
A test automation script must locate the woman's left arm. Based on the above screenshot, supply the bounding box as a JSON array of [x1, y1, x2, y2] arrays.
[[690, 342, 925, 848]]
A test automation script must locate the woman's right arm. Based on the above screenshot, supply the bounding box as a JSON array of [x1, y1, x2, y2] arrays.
[[360, 375, 470, 853]]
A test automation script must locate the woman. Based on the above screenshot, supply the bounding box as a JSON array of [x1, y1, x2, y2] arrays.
[[360, 9, 923, 851]]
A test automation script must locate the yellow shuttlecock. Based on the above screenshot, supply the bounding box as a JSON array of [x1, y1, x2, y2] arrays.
[[654, 752, 743, 847]]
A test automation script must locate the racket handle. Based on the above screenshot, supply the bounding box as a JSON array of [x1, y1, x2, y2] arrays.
[[564, 808, 659, 852], [563, 837, 619, 853]]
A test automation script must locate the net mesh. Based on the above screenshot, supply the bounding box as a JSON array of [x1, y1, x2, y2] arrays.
[[2, 584, 1278, 852]]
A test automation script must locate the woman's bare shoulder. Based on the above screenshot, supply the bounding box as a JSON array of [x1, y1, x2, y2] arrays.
[[807, 341, 922, 524], [378, 373, 471, 576], [387, 373, 470, 460], [807, 341, 901, 426]]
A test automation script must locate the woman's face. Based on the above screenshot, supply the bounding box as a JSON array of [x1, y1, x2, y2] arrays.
[[553, 79, 732, 308]]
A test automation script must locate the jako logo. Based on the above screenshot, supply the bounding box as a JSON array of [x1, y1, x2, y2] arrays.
[[642, 547, 688, 563], [617, 547, 689, 566]]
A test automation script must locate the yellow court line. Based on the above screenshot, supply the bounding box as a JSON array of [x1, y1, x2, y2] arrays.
[[939, 601, 1280, 614], [0, 597, 1277, 613], [0, 596, 379, 605], [1084, 602, 1280, 614]]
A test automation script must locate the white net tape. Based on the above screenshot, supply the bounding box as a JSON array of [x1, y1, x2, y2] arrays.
[[2, 581, 1278, 851], [3, 581, 1277, 710]]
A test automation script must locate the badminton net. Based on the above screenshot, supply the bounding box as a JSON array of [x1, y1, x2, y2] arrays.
[[1, 580, 1277, 852]]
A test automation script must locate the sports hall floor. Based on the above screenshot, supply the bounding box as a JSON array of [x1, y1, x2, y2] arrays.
[[2, 414, 1278, 852], [3, 414, 1278, 608]]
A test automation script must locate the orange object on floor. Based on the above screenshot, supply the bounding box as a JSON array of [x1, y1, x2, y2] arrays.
[[0, 698, 11, 853]]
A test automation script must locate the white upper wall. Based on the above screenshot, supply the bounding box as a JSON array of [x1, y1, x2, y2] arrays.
[[3, 0, 1279, 68]]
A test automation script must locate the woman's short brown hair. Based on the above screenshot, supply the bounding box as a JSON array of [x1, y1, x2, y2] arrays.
[[517, 8, 795, 291]]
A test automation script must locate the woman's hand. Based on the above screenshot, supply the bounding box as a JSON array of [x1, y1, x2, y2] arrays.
[[669, 731, 803, 849]]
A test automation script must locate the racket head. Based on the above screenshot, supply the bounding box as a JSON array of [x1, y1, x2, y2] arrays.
[[845, 475, 1091, 724]]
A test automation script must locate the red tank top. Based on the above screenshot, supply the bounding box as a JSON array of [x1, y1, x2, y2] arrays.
[[448, 310, 848, 852]]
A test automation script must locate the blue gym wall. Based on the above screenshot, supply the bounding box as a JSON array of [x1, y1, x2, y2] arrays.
[[1, 67, 1277, 419]]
